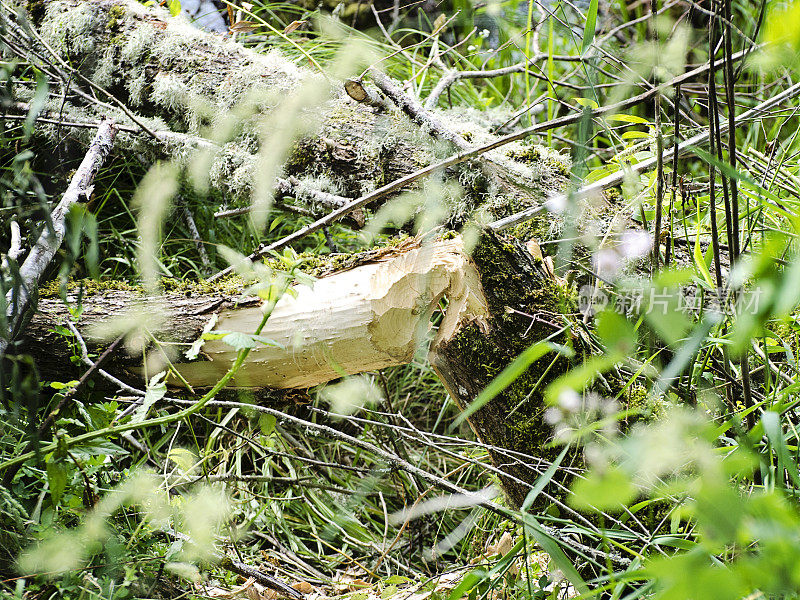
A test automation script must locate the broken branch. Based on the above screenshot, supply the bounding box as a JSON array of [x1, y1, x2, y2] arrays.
[[1, 118, 118, 358]]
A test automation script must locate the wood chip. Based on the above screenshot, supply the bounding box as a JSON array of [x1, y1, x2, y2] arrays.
[[283, 20, 307, 34], [525, 239, 543, 262], [230, 20, 258, 32], [292, 581, 314, 594]]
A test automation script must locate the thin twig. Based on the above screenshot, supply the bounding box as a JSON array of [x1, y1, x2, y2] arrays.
[[161, 398, 632, 567], [721, 0, 754, 417], [666, 83, 681, 268], [3, 107, 214, 149], [179, 198, 211, 270], [213, 177, 364, 227], [651, 0, 664, 271], [163, 529, 304, 599], [3, 8, 159, 139], [37, 334, 126, 436], [62, 319, 146, 398], [368, 68, 470, 152]]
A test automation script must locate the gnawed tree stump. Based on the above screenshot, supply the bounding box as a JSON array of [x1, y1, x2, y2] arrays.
[[430, 233, 579, 507], [23, 230, 579, 507]]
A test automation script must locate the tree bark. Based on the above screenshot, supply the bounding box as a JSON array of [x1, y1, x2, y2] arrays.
[[430, 232, 580, 507], [7, 0, 566, 223]]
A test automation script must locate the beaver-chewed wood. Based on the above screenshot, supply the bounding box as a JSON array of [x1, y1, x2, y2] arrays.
[[21, 231, 580, 507]]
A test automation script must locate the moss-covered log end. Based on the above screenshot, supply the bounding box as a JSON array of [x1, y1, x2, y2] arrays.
[[431, 230, 581, 507]]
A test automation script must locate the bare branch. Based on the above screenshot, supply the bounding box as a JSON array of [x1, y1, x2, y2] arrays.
[[367, 68, 471, 152], [1, 221, 23, 273], [1, 119, 118, 357]]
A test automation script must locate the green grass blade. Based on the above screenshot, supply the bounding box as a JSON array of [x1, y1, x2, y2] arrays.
[[524, 515, 589, 594], [581, 0, 599, 55], [451, 341, 562, 429]]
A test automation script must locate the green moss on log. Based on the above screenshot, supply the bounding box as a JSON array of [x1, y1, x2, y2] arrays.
[[432, 231, 582, 507], [39, 275, 245, 299]]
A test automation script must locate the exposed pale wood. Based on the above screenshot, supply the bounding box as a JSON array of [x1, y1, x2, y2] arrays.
[[175, 236, 488, 388], [24, 236, 489, 390]]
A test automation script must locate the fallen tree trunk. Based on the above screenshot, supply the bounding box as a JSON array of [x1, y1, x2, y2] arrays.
[[25, 230, 577, 506], [27, 235, 489, 388], [5, 0, 567, 224]]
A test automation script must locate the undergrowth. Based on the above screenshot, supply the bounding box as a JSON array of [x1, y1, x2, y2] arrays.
[[3, 0, 800, 599]]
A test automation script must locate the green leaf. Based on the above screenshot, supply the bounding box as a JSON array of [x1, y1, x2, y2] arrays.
[[570, 466, 636, 511], [24, 69, 49, 142], [447, 536, 527, 600], [764, 1, 800, 66], [131, 372, 167, 424], [202, 330, 229, 341], [69, 439, 128, 459], [186, 314, 218, 360], [595, 310, 636, 356], [46, 459, 68, 505], [606, 114, 651, 124], [523, 515, 588, 594], [545, 353, 618, 405], [580, 0, 599, 55], [259, 414, 277, 436], [448, 570, 486, 600], [773, 253, 800, 316], [221, 331, 260, 350], [642, 283, 692, 348], [250, 335, 285, 349], [50, 380, 79, 390], [383, 576, 411, 585], [168, 448, 198, 474], [693, 233, 715, 288], [763, 411, 800, 489], [621, 131, 651, 140], [574, 97, 599, 109], [167, 0, 182, 17], [521, 444, 570, 511], [689, 146, 762, 188], [585, 164, 620, 182]]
